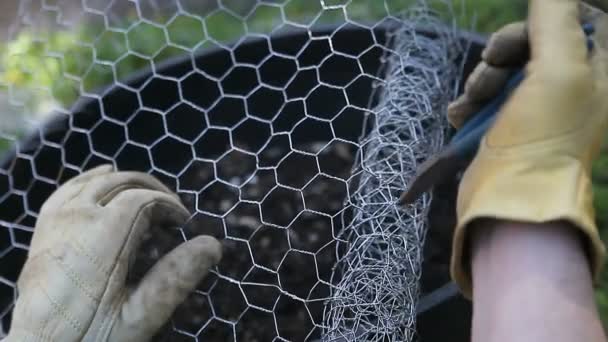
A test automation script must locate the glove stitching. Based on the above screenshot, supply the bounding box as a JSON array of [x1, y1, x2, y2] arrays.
[[37, 281, 53, 342], [95, 292, 127, 342], [48, 249, 100, 303], [72, 239, 112, 277], [37, 278, 84, 335]]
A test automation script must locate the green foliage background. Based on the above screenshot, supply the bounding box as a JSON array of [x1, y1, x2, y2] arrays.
[[1, 0, 608, 329]]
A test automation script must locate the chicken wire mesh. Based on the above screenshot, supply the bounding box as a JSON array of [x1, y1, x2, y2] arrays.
[[322, 8, 464, 341], [0, 0, 477, 341]]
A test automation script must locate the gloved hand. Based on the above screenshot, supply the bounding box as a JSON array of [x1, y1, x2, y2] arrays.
[[3, 165, 222, 341], [449, 0, 608, 298]]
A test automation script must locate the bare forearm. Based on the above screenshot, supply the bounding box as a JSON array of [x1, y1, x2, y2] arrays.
[[470, 220, 607, 342]]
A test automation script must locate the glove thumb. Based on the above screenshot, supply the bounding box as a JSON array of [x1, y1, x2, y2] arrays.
[[108, 235, 222, 341]]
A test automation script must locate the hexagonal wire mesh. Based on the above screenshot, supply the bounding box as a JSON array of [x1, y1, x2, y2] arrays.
[[0, 0, 480, 341]]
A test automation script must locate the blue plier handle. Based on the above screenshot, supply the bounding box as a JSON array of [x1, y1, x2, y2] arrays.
[[400, 23, 595, 204]]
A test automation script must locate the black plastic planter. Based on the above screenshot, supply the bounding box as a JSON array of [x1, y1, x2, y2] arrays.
[[0, 23, 484, 341]]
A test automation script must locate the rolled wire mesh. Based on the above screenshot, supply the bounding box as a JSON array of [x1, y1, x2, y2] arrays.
[[0, 0, 467, 340], [323, 4, 464, 341]]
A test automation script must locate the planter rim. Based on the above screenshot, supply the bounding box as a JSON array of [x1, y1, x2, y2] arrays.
[[0, 22, 485, 168]]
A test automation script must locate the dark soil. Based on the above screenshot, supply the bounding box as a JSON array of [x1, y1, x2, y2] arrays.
[[129, 138, 457, 341], [130, 140, 360, 341]]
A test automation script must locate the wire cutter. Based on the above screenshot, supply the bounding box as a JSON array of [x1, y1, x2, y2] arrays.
[[400, 23, 596, 204]]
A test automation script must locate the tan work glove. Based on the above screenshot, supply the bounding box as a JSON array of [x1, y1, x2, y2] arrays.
[[3, 165, 222, 341], [449, 0, 608, 298]]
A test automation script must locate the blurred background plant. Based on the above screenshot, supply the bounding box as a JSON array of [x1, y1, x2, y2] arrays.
[[0, 0, 526, 115], [2, 0, 608, 329]]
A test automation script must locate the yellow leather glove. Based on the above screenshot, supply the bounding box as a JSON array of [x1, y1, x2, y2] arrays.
[[449, 0, 608, 298], [3, 165, 222, 341]]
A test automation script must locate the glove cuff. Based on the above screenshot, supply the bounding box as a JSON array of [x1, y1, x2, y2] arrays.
[[451, 154, 606, 299]]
